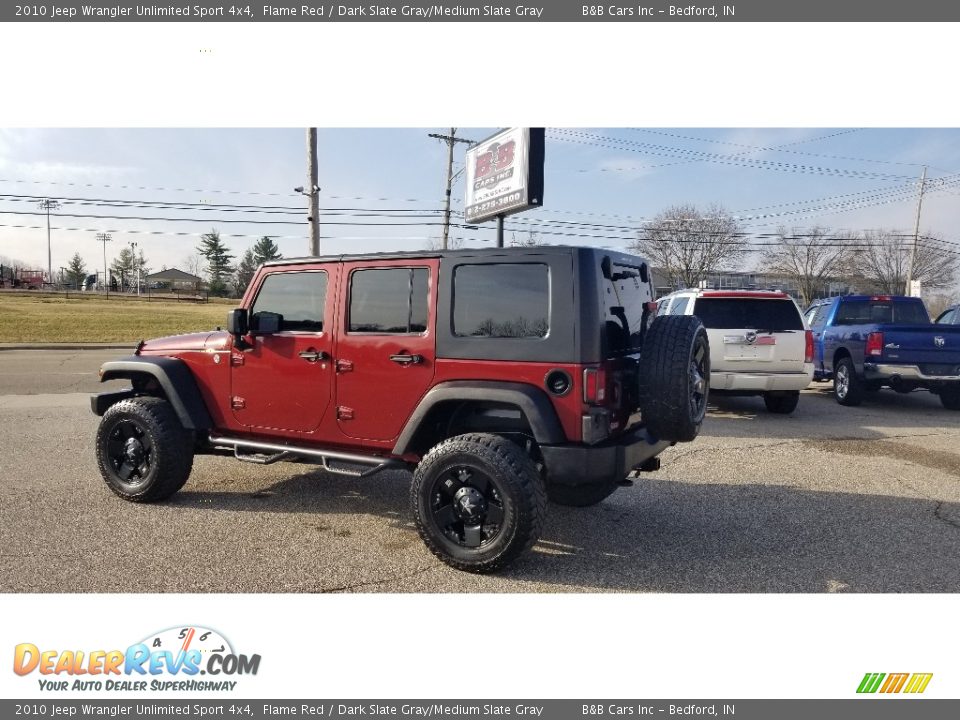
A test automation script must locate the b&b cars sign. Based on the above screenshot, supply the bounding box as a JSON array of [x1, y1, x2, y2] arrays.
[[464, 127, 545, 224]]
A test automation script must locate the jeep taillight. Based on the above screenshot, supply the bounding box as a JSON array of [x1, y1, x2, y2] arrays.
[[583, 368, 607, 404], [804, 330, 814, 363], [866, 331, 884, 357]]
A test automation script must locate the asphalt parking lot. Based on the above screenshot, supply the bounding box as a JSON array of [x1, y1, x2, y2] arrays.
[[1, 348, 958, 593]]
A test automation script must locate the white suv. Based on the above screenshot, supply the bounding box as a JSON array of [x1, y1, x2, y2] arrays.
[[658, 289, 814, 413]]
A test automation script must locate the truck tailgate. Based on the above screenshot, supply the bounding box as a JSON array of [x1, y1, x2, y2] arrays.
[[876, 324, 960, 369]]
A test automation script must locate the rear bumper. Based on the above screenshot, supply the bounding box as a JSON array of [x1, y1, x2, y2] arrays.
[[540, 426, 672, 487], [710, 369, 813, 392], [864, 363, 960, 383]]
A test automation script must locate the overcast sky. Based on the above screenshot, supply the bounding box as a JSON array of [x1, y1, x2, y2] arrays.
[[1, 128, 958, 281]]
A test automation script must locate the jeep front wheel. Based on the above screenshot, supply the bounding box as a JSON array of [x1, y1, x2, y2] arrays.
[[411, 433, 546, 573], [638, 315, 710, 443], [95, 397, 194, 502]]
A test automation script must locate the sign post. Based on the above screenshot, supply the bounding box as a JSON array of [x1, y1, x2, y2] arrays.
[[465, 128, 545, 246]]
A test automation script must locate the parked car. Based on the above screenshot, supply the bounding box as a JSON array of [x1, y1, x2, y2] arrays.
[[935, 304, 960, 325], [805, 295, 960, 409], [90, 247, 711, 572], [657, 289, 813, 414]]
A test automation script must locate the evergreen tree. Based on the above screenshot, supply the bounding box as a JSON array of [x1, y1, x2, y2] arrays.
[[235, 248, 258, 297], [110, 247, 138, 289], [66, 252, 87, 288], [252, 236, 282, 264], [197, 229, 235, 297]]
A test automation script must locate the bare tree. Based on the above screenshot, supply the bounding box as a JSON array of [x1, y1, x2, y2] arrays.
[[182, 253, 204, 278], [425, 236, 463, 251], [851, 231, 959, 295], [631, 204, 745, 290], [760, 226, 855, 307], [926, 292, 960, 319]]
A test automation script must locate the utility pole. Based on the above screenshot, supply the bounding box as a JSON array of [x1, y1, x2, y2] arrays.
[[906, 166, 927, 296], [38, 199, 60, 285], [428, 129, 473, 249], [96, 232, 112, 294], [307, 128, 320, 255]]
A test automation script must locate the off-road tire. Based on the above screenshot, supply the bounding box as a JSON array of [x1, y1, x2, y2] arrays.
[[833, 357, 864, 406], [411, 433, 546, 573], [95, 396, 194, 502], [940, 387, 960, 410], [763, 391, 800, 414], [638, 315, 710, 443], [547, 481, 618, 507]]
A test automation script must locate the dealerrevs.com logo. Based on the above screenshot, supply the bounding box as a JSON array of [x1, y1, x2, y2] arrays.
[[857, 672, 933, 694], [13, 626, 261, 692]]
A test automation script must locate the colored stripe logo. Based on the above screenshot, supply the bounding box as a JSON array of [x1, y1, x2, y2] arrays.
[[857, 672, 933, 694]]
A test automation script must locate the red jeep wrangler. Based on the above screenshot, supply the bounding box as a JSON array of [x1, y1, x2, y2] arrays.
[[91, 247, 709, 572]]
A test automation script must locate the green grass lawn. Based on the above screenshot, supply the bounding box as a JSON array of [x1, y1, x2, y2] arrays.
[[0, 292, 236, 343]]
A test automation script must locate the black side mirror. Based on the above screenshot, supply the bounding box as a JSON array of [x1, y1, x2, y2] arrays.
[[250, 311, 282, 335], [227, 308, 248, 336]]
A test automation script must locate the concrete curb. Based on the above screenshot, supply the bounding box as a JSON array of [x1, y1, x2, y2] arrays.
[[0, 343, 136, 351]]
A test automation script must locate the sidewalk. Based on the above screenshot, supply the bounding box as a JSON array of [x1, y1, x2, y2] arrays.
[[0, 342, 136, 351]]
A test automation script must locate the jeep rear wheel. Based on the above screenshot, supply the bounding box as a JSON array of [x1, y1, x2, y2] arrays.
[[411, 433, 546, 573], [638, 315, 710, 443], [95, 397, 194, 502]]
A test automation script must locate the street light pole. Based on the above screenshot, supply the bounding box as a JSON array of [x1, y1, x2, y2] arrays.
[[96, 232, 112, 294], [38, 199, 60, 285], [129, 241, 140, 295]]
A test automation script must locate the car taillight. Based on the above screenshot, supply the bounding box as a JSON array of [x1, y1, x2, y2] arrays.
[[866, 331, 884, 357], [804, 329, 814, 363], [583, 368, 607, 404]]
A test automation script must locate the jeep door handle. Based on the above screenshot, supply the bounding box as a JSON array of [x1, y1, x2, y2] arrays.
[[389, 353, 423, 365], [298, 349, 329, 363]]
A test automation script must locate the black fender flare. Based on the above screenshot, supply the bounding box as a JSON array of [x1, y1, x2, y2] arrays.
[[392, 380, 566, 455], [94, 356, 212, 431]]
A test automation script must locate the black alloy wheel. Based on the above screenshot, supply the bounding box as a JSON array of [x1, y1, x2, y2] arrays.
[[104, 418, 154, 489], [428, 466, 505, 550]]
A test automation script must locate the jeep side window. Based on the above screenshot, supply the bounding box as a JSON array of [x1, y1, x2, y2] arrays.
[[452, 263, 549, 338], [348, 267, 429, 334], [250, 271, 328, 332]]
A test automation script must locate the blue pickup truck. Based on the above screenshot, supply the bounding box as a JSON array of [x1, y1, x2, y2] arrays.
[[804, 295, 960, 409]]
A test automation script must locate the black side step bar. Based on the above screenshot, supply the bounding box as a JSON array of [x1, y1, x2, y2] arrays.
[[209, 435, 405, 477]]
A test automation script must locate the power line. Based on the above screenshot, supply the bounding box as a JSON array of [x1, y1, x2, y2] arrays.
[[549, 129, 925, 182]]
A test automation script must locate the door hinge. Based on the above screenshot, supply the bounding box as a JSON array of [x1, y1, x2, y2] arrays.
[[231, 396, 246, 410], [336, 359, 354, 373], [336, 406, 354, 420], [230, 353, 245, 366]]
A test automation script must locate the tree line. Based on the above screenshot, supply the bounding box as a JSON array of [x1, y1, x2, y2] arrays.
[[630, 203, 960, 310]]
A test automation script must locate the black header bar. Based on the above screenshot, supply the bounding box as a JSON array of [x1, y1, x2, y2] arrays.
[[5, 1, 960, 22]]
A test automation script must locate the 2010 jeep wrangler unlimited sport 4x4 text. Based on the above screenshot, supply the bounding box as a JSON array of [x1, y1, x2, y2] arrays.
[[91, 246, 709, 572]]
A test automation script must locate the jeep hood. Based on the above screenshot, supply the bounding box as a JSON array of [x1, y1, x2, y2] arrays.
[[138, 331, 230, 354]]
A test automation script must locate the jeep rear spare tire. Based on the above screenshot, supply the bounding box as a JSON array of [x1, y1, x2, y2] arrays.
[[411, 433, 546, 573], [638, 315, 710, 443], [95, 396, 195, 502]]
